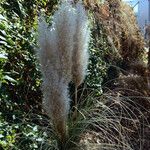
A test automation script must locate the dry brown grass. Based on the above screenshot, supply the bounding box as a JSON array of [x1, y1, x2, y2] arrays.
[[82, 0, 145, 65]]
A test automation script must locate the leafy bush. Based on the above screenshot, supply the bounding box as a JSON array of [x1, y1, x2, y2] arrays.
[[0, 1, 45, 149]]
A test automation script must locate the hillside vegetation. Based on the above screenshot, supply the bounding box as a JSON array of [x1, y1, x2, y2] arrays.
[[0, 0, 149, 150]]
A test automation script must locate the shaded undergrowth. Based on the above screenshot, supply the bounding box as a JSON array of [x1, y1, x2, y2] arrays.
[[1, 80, 149, 150]]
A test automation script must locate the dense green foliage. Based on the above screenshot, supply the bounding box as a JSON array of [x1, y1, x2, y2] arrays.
[[0, 0, 49, 149]]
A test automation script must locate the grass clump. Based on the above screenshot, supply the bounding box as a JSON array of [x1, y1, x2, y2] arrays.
[[37, 1, 90, 144]]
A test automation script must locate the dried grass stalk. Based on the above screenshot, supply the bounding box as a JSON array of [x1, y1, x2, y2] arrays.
[[37, 1, 90, 141], [72, 2, 90, 87], [37, 2, 76, 140]]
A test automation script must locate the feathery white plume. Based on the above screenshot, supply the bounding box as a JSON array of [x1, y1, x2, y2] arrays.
[[72, 2, 90, 86], [37, 2, 76, 140], [37, 1, 90, 140]]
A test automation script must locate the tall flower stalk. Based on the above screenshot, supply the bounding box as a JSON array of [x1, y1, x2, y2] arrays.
[[72, 2, 90, 118], [37, 1, 90, 141]]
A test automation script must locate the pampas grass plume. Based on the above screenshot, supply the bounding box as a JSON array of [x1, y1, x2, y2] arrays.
[[37, 0, 90, 141], [71, 2, 90, 120], [72, 2, 90, 87], [37, 2, 76, 140]]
